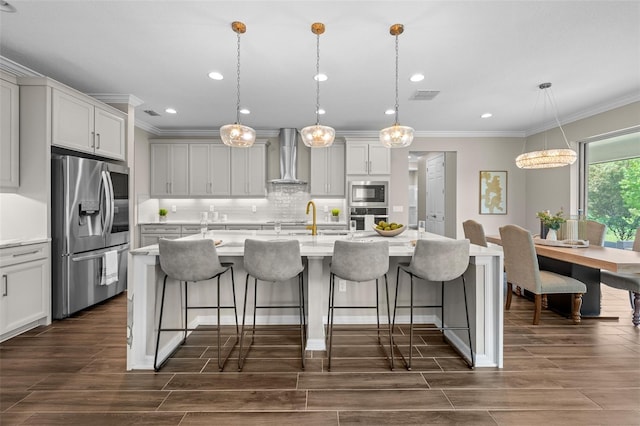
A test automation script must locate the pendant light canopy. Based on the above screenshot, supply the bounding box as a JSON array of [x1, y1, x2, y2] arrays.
[[379, 23, 414, 148], [516, 82, 577, 169], [301, 22, 335, 148], [220, 21, 256, 148]]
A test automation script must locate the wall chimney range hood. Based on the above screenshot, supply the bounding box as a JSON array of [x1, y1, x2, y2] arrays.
[[270, 128, 307, 185]]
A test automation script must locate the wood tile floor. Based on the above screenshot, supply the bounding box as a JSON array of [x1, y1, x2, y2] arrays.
[[1, 286, 638, 425]]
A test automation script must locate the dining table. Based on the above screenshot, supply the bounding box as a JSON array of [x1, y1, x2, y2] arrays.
[[486, 235, 640, 318]]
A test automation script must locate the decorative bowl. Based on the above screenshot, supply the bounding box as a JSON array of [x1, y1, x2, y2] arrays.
[[372, 225, 406, 237]]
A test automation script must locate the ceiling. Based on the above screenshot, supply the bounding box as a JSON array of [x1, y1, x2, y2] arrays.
[[1, 1, 639, 137]]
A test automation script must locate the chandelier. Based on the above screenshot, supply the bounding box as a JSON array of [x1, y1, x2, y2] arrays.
[[516, 82, 577, 169], [379, 23, 414, 148], [300, 22, 335, 148], [220, 21, 256, 148]]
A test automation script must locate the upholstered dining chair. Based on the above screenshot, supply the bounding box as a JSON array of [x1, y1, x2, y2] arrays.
[[586, 220, 606, 246], [500, 224, 587, 325], [600, 227, 640, 326], [327, 240, 393, 371], [156, 238, 238, 371], [239, 239, 306, 370], [462, 219, 488, 247], [393, 239, 473, 369]]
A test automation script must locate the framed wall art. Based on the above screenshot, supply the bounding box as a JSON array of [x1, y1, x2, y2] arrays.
[[479, 171, 507, 214]]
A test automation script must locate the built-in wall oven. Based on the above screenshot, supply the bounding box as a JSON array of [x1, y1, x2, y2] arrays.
[[349, 207, 389, 231], [348, 181, 388, 207]]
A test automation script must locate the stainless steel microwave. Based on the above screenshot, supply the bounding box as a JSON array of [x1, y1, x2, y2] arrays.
[[348, 181, 388, 207]]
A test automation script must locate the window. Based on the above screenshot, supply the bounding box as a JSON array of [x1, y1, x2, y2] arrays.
[[580, 129, 640, 246]]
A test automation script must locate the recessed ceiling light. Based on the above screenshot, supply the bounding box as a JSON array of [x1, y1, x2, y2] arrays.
[[239, 108, 250, 115], [317, 108, 326, 115], [208, 71, 223, 80], [165, 108, 177, 114], [481, 112, 493, 119], [314, 73, 328, 82], [410, 73, 424, 82], [385, 109, 395, 115]]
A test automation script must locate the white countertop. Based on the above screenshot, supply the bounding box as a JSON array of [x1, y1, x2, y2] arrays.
[[139, 220, 348, 226], [131, 230, 502, 258], [0, 237, 50, 249]]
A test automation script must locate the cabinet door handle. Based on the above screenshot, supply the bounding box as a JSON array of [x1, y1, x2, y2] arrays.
[[91, 131, 96, 148], [96, 133, 101, 149], [369, 161, 372, 173], [209, 182, 213, 193], [13, 250, 39, 257], [2, 275, 7, 297]]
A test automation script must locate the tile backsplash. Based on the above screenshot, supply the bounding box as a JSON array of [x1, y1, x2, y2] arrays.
[[137, 195, 346, 223]]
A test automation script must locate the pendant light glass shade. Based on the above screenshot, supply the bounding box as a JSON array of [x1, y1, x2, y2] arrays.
[[380, 124, 414, 148], [515, 148, 577, 169], [516, 82, 577, 169], [301, 22, 335, 148], [379, 23, 413, 148], [220, 21, 255, 148]]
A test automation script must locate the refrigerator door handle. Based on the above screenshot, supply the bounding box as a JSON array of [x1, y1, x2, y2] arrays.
[[101, 170, 114, 236], [71, 244, 129, 262]]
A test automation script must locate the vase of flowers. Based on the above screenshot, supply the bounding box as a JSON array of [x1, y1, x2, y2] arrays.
[[536, 209, 565, 240]]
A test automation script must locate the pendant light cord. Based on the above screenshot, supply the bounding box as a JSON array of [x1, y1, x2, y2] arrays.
[[546, 88, 571, 148], [315, 31, 320, 125], [394, 33, 400, 126], [235, 31, 241, 124]]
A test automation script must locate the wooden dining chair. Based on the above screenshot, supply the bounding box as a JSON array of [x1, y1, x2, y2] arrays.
[[500, 224, 587, 325], [586, 220, 606, 246]]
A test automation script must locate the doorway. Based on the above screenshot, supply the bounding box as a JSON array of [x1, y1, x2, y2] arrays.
[[409, 151, 457, 238]]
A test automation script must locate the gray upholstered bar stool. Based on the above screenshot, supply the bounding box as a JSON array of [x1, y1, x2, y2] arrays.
[[393, 239, 474, 370], [155, 238, 238, 371], [239, 239, 306, 370], [327, 240, 393, 371]]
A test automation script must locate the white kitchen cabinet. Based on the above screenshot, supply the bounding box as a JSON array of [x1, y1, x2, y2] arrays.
[[181, 224, 226, 236], [139, 224, 181, 247], [189, 143, 230, 196], [52, 89, 126, 160], [310, 142, 345, 197], [150, 143, 189, 197], [0, 75, 19, 189], [346, 141, 390, 175], [231, 143, 266, 197], [0, 242, 50, 342]]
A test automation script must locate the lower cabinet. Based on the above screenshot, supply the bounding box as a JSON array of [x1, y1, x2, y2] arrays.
[[139, 224, 182, 247], [0, 242, 50, 342]]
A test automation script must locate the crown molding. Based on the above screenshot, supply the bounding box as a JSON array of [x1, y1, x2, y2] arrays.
[[525, 92, 640, 137], [89, 93, 145, 107], [339, 130, 525, 139], [0, 55, 43, 77]]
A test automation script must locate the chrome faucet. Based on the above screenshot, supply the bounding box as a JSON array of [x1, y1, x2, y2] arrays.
[[306, 200, 317, 236]]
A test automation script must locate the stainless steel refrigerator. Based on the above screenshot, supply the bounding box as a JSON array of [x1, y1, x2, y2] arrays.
[[51, 153, 129, 319]]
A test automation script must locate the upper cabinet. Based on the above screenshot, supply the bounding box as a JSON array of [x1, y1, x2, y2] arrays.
[[52, 89, 126, 160], [346, 141, 390, 175], [231, 143, 266, 197], [189, 143, 231, 196], [150, 140, 266, 198], [150, 143, 189, 197], [0, 75, 19, 189], [310, 141, 345, 197]]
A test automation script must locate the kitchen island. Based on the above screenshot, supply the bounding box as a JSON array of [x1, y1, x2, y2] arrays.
[[127, 230, 504, 370]]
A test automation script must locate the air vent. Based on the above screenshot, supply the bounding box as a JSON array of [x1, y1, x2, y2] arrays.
[[410, 90, 440, 100], [143, 109, 161, 116]]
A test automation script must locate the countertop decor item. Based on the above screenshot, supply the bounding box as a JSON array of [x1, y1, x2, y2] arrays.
[[379, 23, 414, 148], [373, 224, 405, 237], [158, 208, 168, 222], [331, 208, 340, 222], [300, 22, 335, 148], [515, 82, 577, 169], [220, 21, 256, 148]]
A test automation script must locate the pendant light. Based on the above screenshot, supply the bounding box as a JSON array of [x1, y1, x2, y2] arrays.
[[379, 23, 414, 148], [300, 22, 335, 148], [220, 21, 256, 148], [515, 82, 577, 169]]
